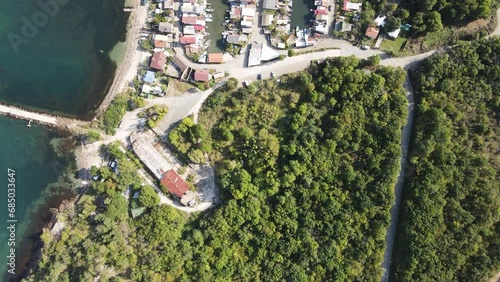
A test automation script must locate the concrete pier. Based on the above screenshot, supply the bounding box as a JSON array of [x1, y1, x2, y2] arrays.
[[0, 103, 58, 126]]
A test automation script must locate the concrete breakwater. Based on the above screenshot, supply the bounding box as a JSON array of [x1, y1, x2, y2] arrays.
[[0, 103, 58, 126], [0, 102, 89, 132]]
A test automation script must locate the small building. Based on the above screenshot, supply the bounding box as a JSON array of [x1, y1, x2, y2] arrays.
[[172, 55, 188, 73], [262, 13, 274, 26], [316, 14, 329, 21], [241, 7, 256, 17], [230, 7, 242, 19], [315, 24, 328, 34], [150, 51, 167, 71], [365, 26, 380, 39], [336, 19, 353, 32], [141, 84, 163, 96], [181, 3, 204, 14], [194, 25, 205, 32], [180, 35, 197, 45], [143, 71, 155, 84], [226, 34, 242, 44], [276, 18, 288, 25], [315, 8, 328, 16], [182, 15, 197, 25], [160, 169, 190, 198], [196, 16, 206, 26], [387, 27, 401, 39], [212, 72, 225, 79], [343, 0, 362, 12], [130, 207, 146, 219], [208, 53, 224, 63], [158, 22, 174, 33], [194, 69, 210, 82], [154, 34, 172, 48], [183, 25, 196, 35], [374, 15, 386, 27], [263, 0, 278, 10], [163, 0, 174, 9]]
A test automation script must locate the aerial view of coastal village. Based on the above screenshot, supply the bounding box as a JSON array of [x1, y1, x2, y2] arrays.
[[0, 0, 499, 281]]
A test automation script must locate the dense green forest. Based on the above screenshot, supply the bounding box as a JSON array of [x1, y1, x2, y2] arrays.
[[361, 0, 497, 35], [393, 38, 500, 281], [25, 57, 408, 281]]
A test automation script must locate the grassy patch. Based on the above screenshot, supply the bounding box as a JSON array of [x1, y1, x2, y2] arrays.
[[168, 79, 194, 96], [380, 37, 407, 53]]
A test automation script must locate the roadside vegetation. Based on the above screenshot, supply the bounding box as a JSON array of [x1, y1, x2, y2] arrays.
[[98, 89, 145, 134], [392, 37, 500, 281], [26, 57, 409, 281], [138, 104, 168, 129]]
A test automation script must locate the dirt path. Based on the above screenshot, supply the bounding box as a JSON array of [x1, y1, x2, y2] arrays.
[[488, 8, 500, 37]]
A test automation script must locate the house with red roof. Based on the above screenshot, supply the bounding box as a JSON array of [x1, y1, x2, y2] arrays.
[[208, 53, 224, 63], [194, 25, 205, 31], [150, 51, 167, 71], [315, 9, 328, 15], [194, 69, 210, 82], [180, 35, 197, 45], [365, 26, 380, 39], [182, 15, 197, 25], [160, 169, 189, 198]]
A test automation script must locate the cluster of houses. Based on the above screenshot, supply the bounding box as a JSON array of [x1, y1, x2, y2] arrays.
[[334, 0, 361, 34], [222, 1, 257, 55], [178, 1, 215, 61], [312, 0, 333, 34], [261, 0, 293, 48], [365, 15, 410, 40]]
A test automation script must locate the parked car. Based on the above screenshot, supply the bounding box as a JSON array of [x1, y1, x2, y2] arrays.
[[271, 71, 276, 77], [361, 45, 371, 50], [257, 74, 262, 80], [243, 80, 252, 87], [328, 5, 332, 11]]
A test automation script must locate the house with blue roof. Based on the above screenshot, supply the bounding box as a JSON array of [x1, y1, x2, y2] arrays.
[[143, 71, 155, 84]]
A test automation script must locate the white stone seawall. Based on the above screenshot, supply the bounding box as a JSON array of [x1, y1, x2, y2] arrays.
[[0, 102, 57, 126]]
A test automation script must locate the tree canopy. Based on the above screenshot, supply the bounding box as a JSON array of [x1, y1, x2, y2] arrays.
[[393, 37, 500, 281], [26, 57, 409, 281]]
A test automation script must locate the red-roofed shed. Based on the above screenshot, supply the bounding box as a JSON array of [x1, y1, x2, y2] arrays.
[[182, 16, 197, 25], [160, 170, 189, 197], [365, 26, 380, 39], [194, 25, 205, 31], [194, 69, 210, 82], [180, 35, 197, 44], [315, 9, 328, 15]]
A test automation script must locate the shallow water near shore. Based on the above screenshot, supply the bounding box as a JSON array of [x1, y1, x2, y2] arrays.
[[0, 116, 74, 282], [0, 0, 129, 118], [0, 1, 128, 281]]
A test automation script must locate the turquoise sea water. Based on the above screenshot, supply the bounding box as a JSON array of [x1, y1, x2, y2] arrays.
[[0, 117, 72, 281], [0, 0, 128, 118], [0, 0, 128, 281]]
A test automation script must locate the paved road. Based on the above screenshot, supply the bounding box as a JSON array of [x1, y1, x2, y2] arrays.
[[381, 74, 415, 282]]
